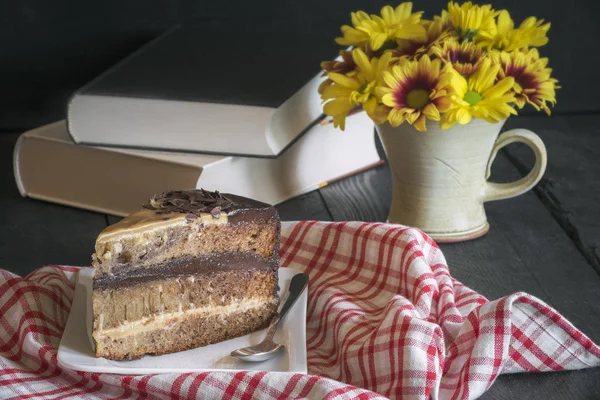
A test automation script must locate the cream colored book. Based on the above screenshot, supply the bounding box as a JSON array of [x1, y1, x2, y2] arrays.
[[14, 115, 381, 216]]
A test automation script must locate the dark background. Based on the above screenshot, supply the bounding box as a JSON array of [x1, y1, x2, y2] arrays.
[[0, 0, 598, 132]]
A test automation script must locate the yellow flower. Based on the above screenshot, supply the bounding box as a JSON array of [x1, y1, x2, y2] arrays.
[[392, 15, 453, 59], [425, 13, 455, 44], [336, 2, 427, 51], [477, 10, 550, 51], [491, 49, 558, 115], [321, 49, 392, 130], [379, 55, 453, 131], [518, 16, 551, 47], [430, 37, 486, 77], [441, 59, 517, 129], [318, 50, 357, 95], [446, 1, 498, 42]]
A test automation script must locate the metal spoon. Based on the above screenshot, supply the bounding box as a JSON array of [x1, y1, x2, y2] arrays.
[[230, 272, 309, 362]]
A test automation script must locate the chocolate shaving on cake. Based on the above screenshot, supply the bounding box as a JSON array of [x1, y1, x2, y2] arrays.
[[143, 189, 248, 219]]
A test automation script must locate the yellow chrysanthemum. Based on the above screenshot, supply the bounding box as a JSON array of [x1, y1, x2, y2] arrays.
[[518, 16, 551, 47], [491, 49, 558, 115], [321, 49, 392, 130], [445, 1, 498, 42], [425, 14, 454, 44], [318, 50, 357, 95], [391, 15, 453, 59], [477, 10, 550, 51], [440, 59, 517, 129], [336, 2, 427, 51], [378, 55, 453, 131], [430, 38, 486, 77]]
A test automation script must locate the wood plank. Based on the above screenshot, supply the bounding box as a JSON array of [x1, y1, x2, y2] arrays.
[[0, 133, 107, 275], [275, 191, 332, 221], [502, 115, 600, 274], [320, 163, 392, 222]]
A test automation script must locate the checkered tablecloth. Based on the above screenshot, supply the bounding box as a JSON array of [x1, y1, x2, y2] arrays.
[[1, 221, 599, 399]]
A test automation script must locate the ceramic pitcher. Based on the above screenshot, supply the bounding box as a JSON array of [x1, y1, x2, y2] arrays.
[[375, 119, 547, 242]]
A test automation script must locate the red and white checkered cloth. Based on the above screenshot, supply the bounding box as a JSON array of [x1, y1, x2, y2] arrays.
[[1, 221, 599, 399]]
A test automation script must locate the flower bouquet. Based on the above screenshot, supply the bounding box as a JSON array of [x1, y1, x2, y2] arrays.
[[319, 1, 558, 131], [319, 2, 555, 242]]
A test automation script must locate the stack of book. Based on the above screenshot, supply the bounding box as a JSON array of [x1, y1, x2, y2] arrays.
[[13, 26, 381, 216]]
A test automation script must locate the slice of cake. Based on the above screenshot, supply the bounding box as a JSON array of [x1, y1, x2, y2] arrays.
[[91, 189, 280, 360]]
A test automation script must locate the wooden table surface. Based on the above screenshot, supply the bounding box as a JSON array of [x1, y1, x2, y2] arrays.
[[1, 115, 599, 399]]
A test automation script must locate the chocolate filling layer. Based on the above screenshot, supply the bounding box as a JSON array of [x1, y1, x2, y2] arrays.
[[227, 207, 278, 225], [93, 252, 278, 290]]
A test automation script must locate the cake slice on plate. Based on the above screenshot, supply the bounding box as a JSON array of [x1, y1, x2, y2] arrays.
[[91, 189, 280, 360]]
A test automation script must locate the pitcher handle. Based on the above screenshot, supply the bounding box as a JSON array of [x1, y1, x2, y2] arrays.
[[481, 128, 547, 203]]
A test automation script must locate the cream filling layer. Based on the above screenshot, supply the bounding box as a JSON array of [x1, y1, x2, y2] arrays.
[[93, 297, 276, 340]]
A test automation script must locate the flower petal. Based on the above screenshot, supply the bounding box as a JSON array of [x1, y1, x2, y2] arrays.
[[393, 63, 411, 84], [423, 103, 441, 121], [352, 49, 373, 79], [318, 79, 331, 95], [395, 2, 413, 20], [405, 110, 420, 124], [328, 72, 361, 89], [395, 23, 427, 42], [388, 108, 407, 127], [413, 114, 428, 131], [435, 96, 452, 113], [449, 69, 468, 97], [323, 97, 354, 117], [369, 32, 388, 50], [456, 106, 473, 125], [361, 96, 374, 113], [381, 5, 396, 25], [496, 10, 513, 34], [369, 104, 391, 124], [336, 26, 369, 45], [321, 84, 355, 100], [482, 77, 515, 99], [332, 114, 347, 131], [440, 110, 457, 129], [382, 93, 397, 107], [471, 61, 499, 93], [351, 11, 370, 26], [383, 70, 400, 88]]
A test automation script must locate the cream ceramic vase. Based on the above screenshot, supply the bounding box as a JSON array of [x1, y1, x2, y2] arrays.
[[375, 119, 547, 242]]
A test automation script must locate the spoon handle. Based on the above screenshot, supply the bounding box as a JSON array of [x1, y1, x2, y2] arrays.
[[265, 273, 309, 339]]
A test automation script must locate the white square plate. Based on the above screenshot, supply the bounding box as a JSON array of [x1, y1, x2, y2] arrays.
[[57, 267, 307, 374]]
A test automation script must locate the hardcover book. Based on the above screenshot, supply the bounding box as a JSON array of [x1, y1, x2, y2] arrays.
[[15, 115, 381, 216], [67, 25, 338, 158]]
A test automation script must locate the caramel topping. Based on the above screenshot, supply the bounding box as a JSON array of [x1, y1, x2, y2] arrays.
[[96, 189, 272, 243], [97, 209, 227, 243]]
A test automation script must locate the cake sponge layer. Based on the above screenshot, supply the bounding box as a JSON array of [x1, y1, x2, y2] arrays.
[[93, 267, 278, 331], [93, 214, 279, 279], [94, 300, 276, 360]]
